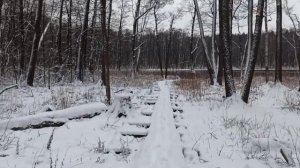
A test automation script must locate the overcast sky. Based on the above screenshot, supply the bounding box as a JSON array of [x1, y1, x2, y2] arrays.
[[160, 0, 300, 34]]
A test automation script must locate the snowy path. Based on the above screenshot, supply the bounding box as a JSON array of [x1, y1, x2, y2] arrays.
[[131, 81, 185, 168]]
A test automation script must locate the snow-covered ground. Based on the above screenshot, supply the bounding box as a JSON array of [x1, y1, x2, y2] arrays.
[[0, 77, 300, 168]]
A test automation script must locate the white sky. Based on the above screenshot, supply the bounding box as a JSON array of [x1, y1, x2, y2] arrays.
[[160, 0, 300, 34]]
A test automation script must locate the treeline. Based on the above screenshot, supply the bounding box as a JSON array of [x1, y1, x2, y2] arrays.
[[0, 0, 299, 103], [0, 4, 299, 77]]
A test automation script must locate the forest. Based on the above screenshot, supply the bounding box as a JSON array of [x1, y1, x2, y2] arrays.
[[0, 0, 300, 168]]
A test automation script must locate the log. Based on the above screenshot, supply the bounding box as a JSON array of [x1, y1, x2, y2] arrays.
[[0, 103, 107, 131], [0, 84, 18, 95]]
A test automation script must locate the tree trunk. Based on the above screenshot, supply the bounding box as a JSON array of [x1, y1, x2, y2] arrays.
[[154, 4, 163, 77], [67, 0, 73, 82], [275, 0, 282, 82], [189, 8, 196, 72], [89, 0, 98, 79], [0, 0, 3, 27], [77, 0, 90, 82], [165, 15, 174, 79], [100, 0, 111, 104], [244, 0, 253, 80], [19, 0, 25, 75], [241, 0, 265, 103], [56, 0, 64, 65], [212, 0, 218, 84], [27, 0, 44, 86], [219, 0, 236, 97], [264, 0, 269, 83], [117, 0, 124, 71], [0, 0, 3, 76], [193, 0, 216, 85], [131, 0, 142, 79]]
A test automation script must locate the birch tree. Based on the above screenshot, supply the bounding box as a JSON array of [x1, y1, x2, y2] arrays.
[[241, 0, 265, 103], [243, 0, 253, 80], [193, 0, 218, 85]]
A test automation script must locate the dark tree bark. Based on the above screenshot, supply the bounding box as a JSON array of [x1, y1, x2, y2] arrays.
[[100, 0, 111, 104], [219, 0, 236, 97], [89, 0, 98, 80], [165, 15, 174, 79], [154, 2, 163, 77], [67, 0, 73, 82], [77, 0, 90, 81], [26, 0, 44, 86], [0, 0, 3, 27], [117, 0, 125, 71], [0, 0, 4, 76], [264, 0, 269, 83], [217, 53, 224, 85], [275, 0, 282, 82], [19, 0, 25, 75], [56, 0, 64, 65], [241, 0, 265, 103]]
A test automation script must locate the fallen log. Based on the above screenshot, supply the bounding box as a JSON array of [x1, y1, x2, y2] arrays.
[[0, 103, 107, 131], [0, 84, 18, 95]]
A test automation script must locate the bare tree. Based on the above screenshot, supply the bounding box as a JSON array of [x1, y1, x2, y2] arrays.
[[241, 0, 265, 103], [193, 0, 217, 85], [100, 0, 111, 104], [131, 0, 154, 78], [283, 0, 300, 86], [189, 7, 197, 72], [264, 0, 269, 82], [56, 0, 64, 66], [67, 0, 73, 82], [275, 0, 282, 82], [89, 0, 98, 82], [243, 0, 253, 79], [27, 0, 44, 86], [116, 0, 129, 71], [153, 0, 164, 77], [77, 0, 91, 82], [165, 14, 175, 79], [219, 0, 236, 97], [19, 0, 25, 75]]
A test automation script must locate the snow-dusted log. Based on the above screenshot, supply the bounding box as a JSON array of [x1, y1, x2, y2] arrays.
[[0, 84, 18, 95], [0, 103, 107, 131]]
